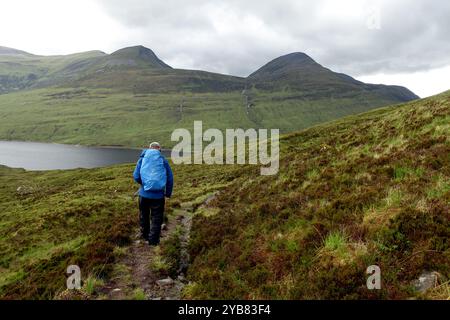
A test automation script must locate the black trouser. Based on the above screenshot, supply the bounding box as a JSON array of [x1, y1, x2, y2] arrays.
[[139, 196, 165, 245]]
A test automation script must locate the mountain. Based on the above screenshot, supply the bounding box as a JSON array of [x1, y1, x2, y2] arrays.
[[0, 45, 245, 93], [248, 52, 334, 84], [0, 45, 422, 147], [0, 45, 418, 100], [248, 52, 419, 100], [108, 45, 172, 69]]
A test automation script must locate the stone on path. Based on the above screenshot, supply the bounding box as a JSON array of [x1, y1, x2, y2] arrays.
[[156, 277, 174, 287]]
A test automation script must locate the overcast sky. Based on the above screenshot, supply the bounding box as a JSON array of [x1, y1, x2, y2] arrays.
[[1, 0, 449, 97]]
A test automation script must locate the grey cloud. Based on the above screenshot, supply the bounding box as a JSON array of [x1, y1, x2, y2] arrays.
[[95, 0, 450, 77]]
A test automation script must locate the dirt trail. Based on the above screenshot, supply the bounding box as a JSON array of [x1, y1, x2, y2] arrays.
[[100, 202, 194, 300]]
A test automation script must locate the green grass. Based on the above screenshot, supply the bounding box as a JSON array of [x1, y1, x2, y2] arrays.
[[149, 247, 170, 274], [324, 231, 347, 252], [83, 276, 104, 296], [384, 188, 403, 207], [132, 288, 146, 300], [161, 225, 183, 278], [393, 166, 424, 181]]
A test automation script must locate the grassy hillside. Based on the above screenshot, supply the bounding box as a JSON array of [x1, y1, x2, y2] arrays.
[[0, 92, 447, 300], [0, 164, 136, 298], [0, 87, 408, 148], [186, 91, 450, 299]]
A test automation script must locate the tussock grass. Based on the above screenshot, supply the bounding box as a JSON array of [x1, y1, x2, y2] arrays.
[[132, 288, 147, 300], [149, 247, 170, 274], [384, 188, 403, 207], [83, 275, 104, 296], [323, 231, 347, 252]]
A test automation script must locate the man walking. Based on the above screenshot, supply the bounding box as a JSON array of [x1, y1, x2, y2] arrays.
[[133, 142, 173, 246]]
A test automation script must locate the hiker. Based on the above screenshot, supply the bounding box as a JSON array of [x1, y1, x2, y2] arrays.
[[133, 142, 173, 246]]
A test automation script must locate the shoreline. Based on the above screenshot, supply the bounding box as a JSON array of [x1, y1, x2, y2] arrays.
[[0, 139, 172, 153]]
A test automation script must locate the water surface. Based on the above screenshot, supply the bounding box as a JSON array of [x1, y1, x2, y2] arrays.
[[0, 141, 170, 171]]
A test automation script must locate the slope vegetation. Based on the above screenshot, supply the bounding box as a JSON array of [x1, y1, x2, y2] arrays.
[[186, 91, 449, 299], [0, 92, 447, 299]]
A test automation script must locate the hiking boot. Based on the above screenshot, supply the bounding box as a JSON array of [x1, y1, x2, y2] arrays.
[[148, 240, 159, 247]]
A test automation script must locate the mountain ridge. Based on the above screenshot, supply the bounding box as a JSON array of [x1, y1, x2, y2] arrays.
[[0, 44, 426, 147], [0, 44, 418, 99]]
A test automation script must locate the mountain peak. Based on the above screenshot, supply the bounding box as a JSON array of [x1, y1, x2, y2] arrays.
[[110, 45, 171, 69], [247, 51, 322, 82], [247, 51, 418, 101], [277, 52, 316, 63], [111, 45, 151, 56], [260, 52, 318, 68]]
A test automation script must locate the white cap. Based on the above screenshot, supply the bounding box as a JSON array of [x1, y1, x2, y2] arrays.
[[149, 142, 161, 149]]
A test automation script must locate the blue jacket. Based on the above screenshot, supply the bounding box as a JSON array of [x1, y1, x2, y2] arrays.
[[133, 149, 173, 199]]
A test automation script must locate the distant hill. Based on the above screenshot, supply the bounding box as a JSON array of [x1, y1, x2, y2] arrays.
[[0, 45, 422, 147], [0, 45, 245, 93], [51, 46, 172, 80], [0, 48, 106, 92], [0, 46, 33, 57], [247, 52, 419, 100]]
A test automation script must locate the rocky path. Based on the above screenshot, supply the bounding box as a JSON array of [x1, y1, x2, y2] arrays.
[[100, 202, 194, 300]]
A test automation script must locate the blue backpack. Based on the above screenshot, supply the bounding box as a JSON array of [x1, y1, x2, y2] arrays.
[[140, 149, 167, 192]]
